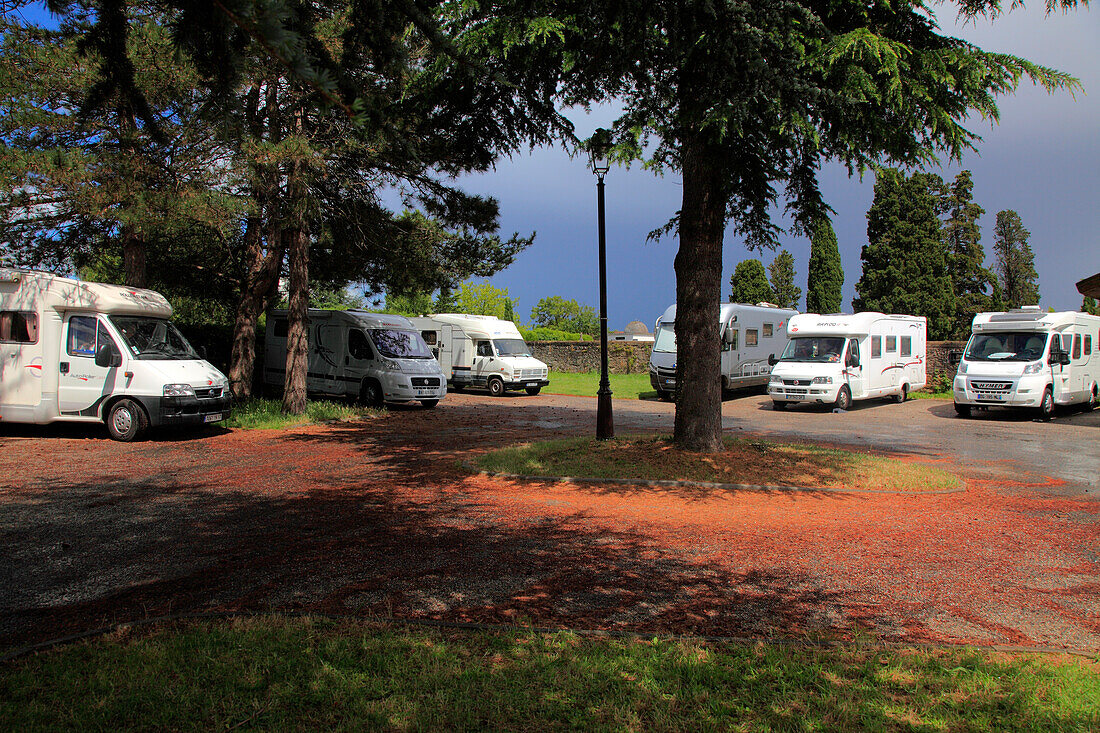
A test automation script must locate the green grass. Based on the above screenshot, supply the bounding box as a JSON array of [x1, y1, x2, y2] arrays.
[[223, 398, 377, 430], [546, 371, 658, 400], [911, 389, 952, 400], [476, 435, 964, 492], [2, 617, 1096, 731]]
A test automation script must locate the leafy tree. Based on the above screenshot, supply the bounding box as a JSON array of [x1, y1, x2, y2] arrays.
[[1083, 297, 1100, 316], [768, 250, 801, 310], [993, 210, 1040, 308], [530, 295, 599, 335], [452, 281, 520, 321], [854, 167, 955, 340], [805, 217, 844, 314], [386, 291, 435, 316], [728, 260, 774, 305], [942, 171, 996, 337]]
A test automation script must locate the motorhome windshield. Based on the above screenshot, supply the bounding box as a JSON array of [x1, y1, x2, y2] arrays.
[[371, 329, 434, 359], [110, 316, 199, 360], [964, 332, 1050, 362], [779, 336, 846, 363], [653, 325, 676, 353], [493, 338, 531, 357]]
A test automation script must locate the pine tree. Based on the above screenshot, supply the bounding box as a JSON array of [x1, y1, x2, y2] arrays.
[[729, 260, 774, 305], [993, 210, 1040, 308], [768, 250, 801, 310], [854, 168, 955, 340], [942, 171, 996, 337], [806, 218, 843, 313], [1082, 297, 1100, 316]]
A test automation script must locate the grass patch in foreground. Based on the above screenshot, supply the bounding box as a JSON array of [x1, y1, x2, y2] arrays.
[[477, 435, 963, 491], [223, 398, 376, 430], [2, 617, 1096, 731], [546, 371, 657, 400]]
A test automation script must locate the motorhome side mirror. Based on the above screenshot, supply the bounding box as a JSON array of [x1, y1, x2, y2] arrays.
[[722, 329, 735, 345], [848, 353, 860, 368], [768, 354, 778, 366], [1058, 351, 1071, 366], [95, 345, 122, 368], [197, 345, 208, 360], [948, 350, 961, 367]]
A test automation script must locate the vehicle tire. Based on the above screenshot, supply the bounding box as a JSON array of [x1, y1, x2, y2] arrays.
[[361, 379, 385, 408], [525, 387, 541, 396], [450, 384, 463, 393], [954, 402, 971, 418], [1038, 387, 1055, 421], [894, 384, 908, 403], [487, 376, 505, 397], [834, 386, 852, 411], [421, 399, 439, 409], [106, 399, 148, 442], [1087, 386, 1097, 412], [772, 401, 787, 410], [658, 391, 675, 402]]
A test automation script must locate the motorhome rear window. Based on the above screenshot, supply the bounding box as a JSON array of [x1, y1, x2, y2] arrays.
[[886, 335, 896, 352], [0, 310, 38, 344], [871, 336, 881, 358], [746, 329, 758, 347], [900, 336, 912, 357], [762, 323, 773, 338]]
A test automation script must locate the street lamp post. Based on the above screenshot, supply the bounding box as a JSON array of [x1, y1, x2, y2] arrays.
[[590, 129, 614, 440]]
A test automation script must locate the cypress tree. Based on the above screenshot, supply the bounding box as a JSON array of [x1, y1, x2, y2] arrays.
[[729, 260, 774, 304], [943, 171, 996, 337], [993, 210, 1041, 308], [806, 218, 843, 313], [768, 249, 802, 310]]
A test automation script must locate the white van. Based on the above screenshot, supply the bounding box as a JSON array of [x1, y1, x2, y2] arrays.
[[952, 307, 1099, 419], [768, 312, 926, 410], [648, 302, 797, 400], [408, 314, 549, 396], [0, 268, 231, 441], [264, 309, 446, 407]]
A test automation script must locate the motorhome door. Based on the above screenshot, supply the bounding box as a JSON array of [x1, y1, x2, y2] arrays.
[[58, 315, 120, 416], [844, 338, 864, 398], [309, 323, 342, 394], [473, 338, 494, 383]]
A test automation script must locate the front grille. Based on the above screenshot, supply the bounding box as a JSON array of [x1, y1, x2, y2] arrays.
[[784, 379, 811, 387], [411, 377, 441, 387], [971, 381, 1012, 391], [194, 387, 223, 399], [518, 369, 546, 379], [656, 366, 677, 377]]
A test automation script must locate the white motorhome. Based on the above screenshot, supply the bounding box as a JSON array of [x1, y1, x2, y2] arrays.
[[0, 268, 231, 441], [648, 302, 797, 400], [768, 312, 926, 410], [264, 309, 446, 407], [408, 314, 549, 396], [952, 307, 1099, 419]]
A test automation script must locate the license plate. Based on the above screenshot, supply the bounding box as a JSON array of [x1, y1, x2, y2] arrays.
[[204, 413, 223, 423], [788, 394, 806, 400], [526, 382, 538, 387], [663, 379, 676, 387]]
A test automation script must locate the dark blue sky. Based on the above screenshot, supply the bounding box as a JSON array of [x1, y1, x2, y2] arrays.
[[457, 5, 1099, 330]]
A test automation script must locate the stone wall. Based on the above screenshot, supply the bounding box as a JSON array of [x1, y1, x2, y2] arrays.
[[532, 339, 967, 384]]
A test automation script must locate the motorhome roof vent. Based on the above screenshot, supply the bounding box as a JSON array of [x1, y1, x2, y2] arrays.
[[1018, 305, 1041, 312]]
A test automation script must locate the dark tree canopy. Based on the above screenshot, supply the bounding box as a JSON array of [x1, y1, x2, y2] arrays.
[[531, 296, 599, 335], [805, 218, 844, 314], [768, 250, 801, 310], [729, 260, 774, 305], [942, 171, 997, 337], [993, 209, 1041, 308]]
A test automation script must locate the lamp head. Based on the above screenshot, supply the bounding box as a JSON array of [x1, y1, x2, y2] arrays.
[[588, 128, 612, 176]]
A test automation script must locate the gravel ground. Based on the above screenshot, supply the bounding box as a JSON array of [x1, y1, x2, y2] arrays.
[[1, 392, 1097, 652]]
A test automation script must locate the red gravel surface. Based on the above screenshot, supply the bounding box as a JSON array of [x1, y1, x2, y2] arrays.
[[1, 393, 1097, 652]]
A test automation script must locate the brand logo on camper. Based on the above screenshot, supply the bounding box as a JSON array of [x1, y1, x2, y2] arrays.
[[25, 358, 43, 377]]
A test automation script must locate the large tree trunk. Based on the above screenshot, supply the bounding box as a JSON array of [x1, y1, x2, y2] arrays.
[[228, 217, 285, 400], [672, 136, 727, 453], [121, 224, 146, 288], [282, 149, 310, 414]]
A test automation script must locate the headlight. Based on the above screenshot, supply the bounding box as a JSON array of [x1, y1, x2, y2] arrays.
[[769, 376, 782, 384], [381, 359, 402, 372], [957, 361, 968, 374], [1023, 361, 1043, 375], [163, 383, 195, 397], [811, 376, 833, 384]]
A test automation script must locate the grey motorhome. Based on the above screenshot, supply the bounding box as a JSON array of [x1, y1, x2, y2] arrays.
[[264, 309, 446, 407], [648, 302, 797, 400]]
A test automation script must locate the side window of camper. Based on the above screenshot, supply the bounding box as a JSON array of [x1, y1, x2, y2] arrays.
[[0, 310, 39, 344], [1073, 334, 1082, 360], [762, 323, 773, 338], [745, 329, 758, 347], [476, 341, 493, 357], [421, 330, 437, 346], [726, 329, 738, 351], [272, 318, 288, 338], [886, 335, 896, 353], [871, 336, 882, 359], [900, 336, 912, 357], [1086, 335, 1093, 356], [67, 316, 99, 357], [348, 329, 373, 360]]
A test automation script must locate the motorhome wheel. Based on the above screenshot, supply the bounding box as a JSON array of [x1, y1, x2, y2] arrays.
[[1039, 387, 1055, 421], [487, 376, 505, 397], [954, 402, 971, 418], [1088, 387, 1097, 412], [421, 399, 439, 409], [106, 399, 148, 442], [834, 386, 852, 411], [525, 387, 541, 396], [361, 379, 384, 408], [894, 384, 908, 403], [772, 401, 787, 410]]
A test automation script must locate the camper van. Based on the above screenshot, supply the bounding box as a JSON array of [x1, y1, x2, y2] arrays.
[[767, 312, 926, 410], [263, 309, 446, 407], [648, 302, 797, 400], [952, 307, 1099, 419], [0, 268, 231, 441], [408, 314, 549, 396]]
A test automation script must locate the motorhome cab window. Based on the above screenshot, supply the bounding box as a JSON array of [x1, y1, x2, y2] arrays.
[[780, 337, 846, 363], [0, 310, 38, 344], [110, 316, 199, 360], [493, 338, 531, 357], [348, 329, 373, 360], [964, 332, 1049, 362], [901, 336, 912, 357], [67, 316, 99, 356], [421, 330, 437, 346], [372, 329, 434, 359], [746, 329, 759, 347], [763, 323, 773, 338], [653, 325, 676, 353], [871, 336, 881, 358], [476, 340, 493, 357]]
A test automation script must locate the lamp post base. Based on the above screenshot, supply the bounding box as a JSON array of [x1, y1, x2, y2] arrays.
[[596, 387, 614, 440]]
